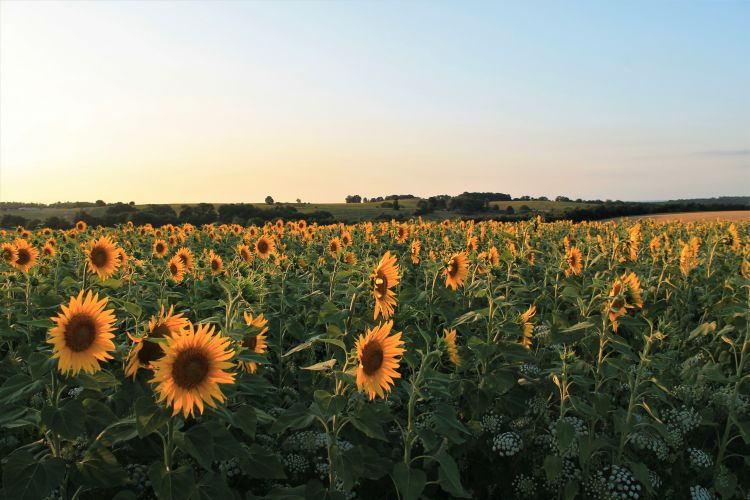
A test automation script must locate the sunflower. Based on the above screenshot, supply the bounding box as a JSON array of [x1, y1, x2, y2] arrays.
[[396, 224, 408, 244], [520, 305, 536, 348], [167, 255, 186, 283], [255, 235, 274, 259], [207, 250, 223, 276], [565, 247, 583, 277], [48, 290, 116, 375], [239, 311, 268, 373], [679, 242, 698, 276], [355, 320, 405, 400], [608, 272, 643, 331], [125, 305, 191, 379], [153, 239, 169, 258], [237, 244, 253, 264], [13, 239, 38, 273], [151, 322, 236, 418], [175, 247, 194, 272], [488, 246, 500, 266], [410, 240, 421, 265], [87, 236, 120, 280], [341, 231, 352, 247], [344, 252, 358, 265], [75, 220, 87, 232], [372, 251, 400, 320], [42, 243, 56, 258], [443, 329, 461, 366], [1, 243, 17, 266], [328, 237, 343, 257], [444, 252, 469, 290]]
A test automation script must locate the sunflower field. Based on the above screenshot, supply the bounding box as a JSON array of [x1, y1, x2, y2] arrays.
[[0, 217, 748, 500]]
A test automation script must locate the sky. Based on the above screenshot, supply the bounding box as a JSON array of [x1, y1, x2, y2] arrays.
[[1, 0, 749, 204]]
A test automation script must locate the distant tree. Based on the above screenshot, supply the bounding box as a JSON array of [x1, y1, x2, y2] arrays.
[[556, 196, 571, 202], [95, 200, 106, 206], [129, 201, 135, 206], [345, 195, 362, 203], [519, 204, 531, 213], [296, 198, 302, 204], [393, 198, 400, 210], [538, 196, 549, 201], [362, 197, 368, 203], [265, 196, 274, 205], [506, 205, 515, 214]]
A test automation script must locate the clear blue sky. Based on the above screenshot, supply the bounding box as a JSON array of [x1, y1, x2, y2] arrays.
[[1, 0, 748, 203]]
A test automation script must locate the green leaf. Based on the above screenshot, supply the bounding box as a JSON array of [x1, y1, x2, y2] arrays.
[[270, 403, 315, 434], [391, 462, 426, 500], [555, 419, 575, 453], [0, 374, 43, 404], [230, 405, 257, 438], [148, 462, 195, 500], [2, 450, 65, 500], [241, 444, 287, 479], [544, 455, 562, 484], [432, 404, 469, 444], [135, 396, 170, 438], [174, 425, 215, 471], [302, 359, 337, 371], [435, 451, 470, 497], [72, 447, 127, 488], [123, 302, 142, 318], [42, 399, 86, 439]]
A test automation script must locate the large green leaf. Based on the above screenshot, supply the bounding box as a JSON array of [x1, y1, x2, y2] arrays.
[[2, 450, 65, 500]]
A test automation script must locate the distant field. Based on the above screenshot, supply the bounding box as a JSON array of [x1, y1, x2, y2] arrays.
[[0, 199, 578, 223], [618, 210, 750, 223]]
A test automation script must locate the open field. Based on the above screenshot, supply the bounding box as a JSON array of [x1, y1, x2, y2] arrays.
[[618, 210, 750, 223], [0, 217, 747, 499]]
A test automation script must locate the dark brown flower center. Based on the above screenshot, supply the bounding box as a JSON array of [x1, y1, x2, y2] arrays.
[[257, 239, 269, 254], [2, 248, 13, 262], [64, 314, 97, 352], [90, 246, 110, 268], [361, 341, 384, 375], [172, 348, 210, 389], [211, 259, 220, 271], [373, 271, 388, 297], [16, 248, 31, 266], [156, 243, 165, 253], [170, 263, 179, 275], [242, 335, 258, 350], [138, 323, 171, 364], [447, 258, 459, 278]]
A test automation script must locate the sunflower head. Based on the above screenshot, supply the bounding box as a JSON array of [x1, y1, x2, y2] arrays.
[[355, 321, 405, 400], [1, 243, 17, 266], [48, 291, 116, 375], [239, 311, 269, 373], [75, 221, 87, 232], [444, 252, 469, 290], [443, 329, 461, 366], [175, 247, 194, 271], [207, 250, 224, 276], [43, 243, 56, 257], [372, 251, 400, 320], [152, 323, 236, 418], [167, 255, 186, 283], [328, 237, 343, 257], [255, 236, 274, 259], [565, 247, 583, 277], [153, 239, 169, 258], [13, 239, 38, 273], [125, 305, 191, 378], [237, 244, 253, 264], [87, 236, 121, 280]]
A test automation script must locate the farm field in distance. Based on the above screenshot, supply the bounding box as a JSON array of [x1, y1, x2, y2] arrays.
[[0, 216, 747, 499]]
